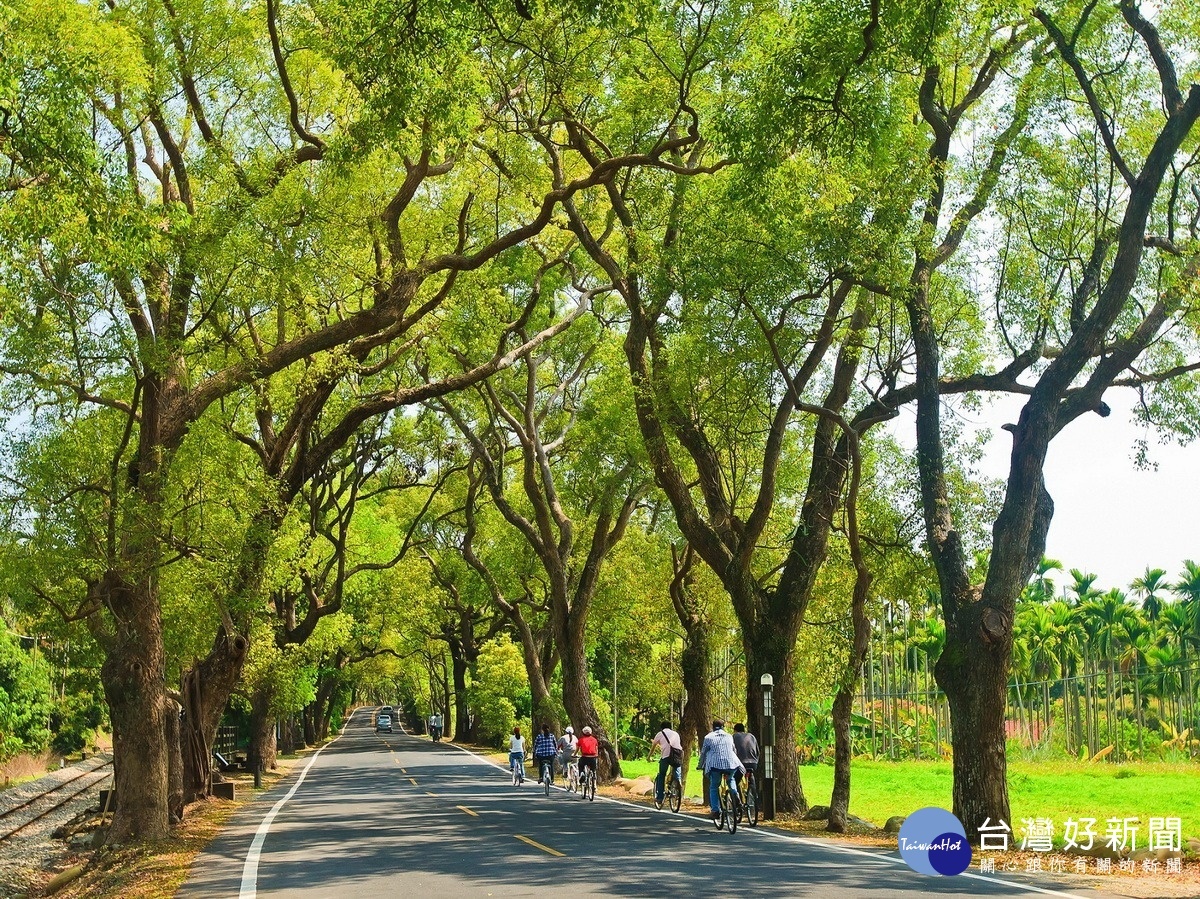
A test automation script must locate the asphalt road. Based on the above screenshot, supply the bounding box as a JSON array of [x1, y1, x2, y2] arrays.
[[180, 710, 1103, 898]]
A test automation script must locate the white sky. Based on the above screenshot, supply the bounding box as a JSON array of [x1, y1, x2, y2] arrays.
[[936, 391, 1200, 595]]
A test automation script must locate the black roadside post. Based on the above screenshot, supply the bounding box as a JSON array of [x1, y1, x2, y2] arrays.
[[760, 673, 775, 821]]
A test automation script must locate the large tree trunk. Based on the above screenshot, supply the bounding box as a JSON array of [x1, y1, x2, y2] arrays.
[[180, 624, 250, 802], [559, 625, 620, 778], [745, 625, 806, 813], [165, 697, 184, 825], [936, 610, 1012, 837], [249, 687, 279, 772], [508, 610, 556, 726], [99, 578, 171, 842], [451, 650, 471, 741], [830, 562, 872, 832], [678, 620, 711, 789]]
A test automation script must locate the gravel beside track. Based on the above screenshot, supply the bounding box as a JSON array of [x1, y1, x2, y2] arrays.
[[0, 754, 113, 897]]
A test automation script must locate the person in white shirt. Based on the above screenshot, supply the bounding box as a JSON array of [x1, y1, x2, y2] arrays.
[[508, 726, 525, 785], [650, 721, 684, 807], [557, 725, 578, 776]]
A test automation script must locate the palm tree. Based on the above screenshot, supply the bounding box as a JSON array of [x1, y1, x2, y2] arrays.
[[1120, 615, 1153, 756], [1048, 600, 1083, 753], [1173, 559, 1200, 636], [1130, 566, 1169, 624], [1081, 589, 1135, 757], [1069, 569, 1103, 607], [1145, 643, 1183, 735], [1025, 557, 1065, 605]]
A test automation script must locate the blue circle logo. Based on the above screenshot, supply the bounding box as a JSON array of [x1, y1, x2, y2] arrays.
[[898, 807, 972, 876]]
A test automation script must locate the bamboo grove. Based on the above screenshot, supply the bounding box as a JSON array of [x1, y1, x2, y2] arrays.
[[0, 0, 1198, 843]]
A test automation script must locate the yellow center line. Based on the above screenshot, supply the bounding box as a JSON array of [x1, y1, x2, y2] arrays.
[[408, 777, 418, 786], [514, 834, 565, 857], [457, 805, 478, 817], [401, 767, 408, 773], [425, 791, 437, 797]]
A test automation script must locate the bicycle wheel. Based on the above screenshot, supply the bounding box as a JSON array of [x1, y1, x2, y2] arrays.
[[744, 775, 759, 826], [667, 773, 681, 813], [723, 785, 738, 834], [512, 760, 520, 786], [543, 762, 551, 796], [585, 769, 596, 802]]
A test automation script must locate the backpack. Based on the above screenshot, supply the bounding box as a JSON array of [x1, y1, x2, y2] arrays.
[[661, 730, 684, 766]]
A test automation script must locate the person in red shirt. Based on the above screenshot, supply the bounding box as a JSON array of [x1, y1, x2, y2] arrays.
[[577, 726, 600, 780]]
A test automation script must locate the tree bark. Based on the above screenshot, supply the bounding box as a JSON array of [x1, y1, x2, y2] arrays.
[[98, 577, 170, 842], [249, 687, 279, 772], [179, 624, 250, 802]]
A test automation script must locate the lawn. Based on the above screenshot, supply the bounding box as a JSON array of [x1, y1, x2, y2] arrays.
[[618, 757, 1200, 844]]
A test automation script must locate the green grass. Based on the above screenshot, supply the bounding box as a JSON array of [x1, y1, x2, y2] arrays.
[[796, 759, 1200, 841], [619, 757, 1200, 842]]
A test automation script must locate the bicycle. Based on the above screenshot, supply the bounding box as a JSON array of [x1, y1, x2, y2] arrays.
[[579, 760, 597, 801], [563, 758, 580, 794], [716, 772, 741, 833], [654, 764, 682, 813], [739, 769, 759, 827], [539, 757, 553, 796], [510, 753, 525, 786]]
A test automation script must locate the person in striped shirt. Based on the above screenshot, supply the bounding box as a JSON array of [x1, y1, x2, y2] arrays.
[[699, 719, 744, 821]]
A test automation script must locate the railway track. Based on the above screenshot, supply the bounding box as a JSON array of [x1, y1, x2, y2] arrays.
[[0, 759, 113, 842]]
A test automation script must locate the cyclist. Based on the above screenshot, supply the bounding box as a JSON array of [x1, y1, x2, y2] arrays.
[[650, 720, 683, 807], [557, 726, 578, 779], [532, 723, 559, 785], [732, 722, 758, 794], [699, 719, 743, 822], [576, 725, 600, 784], [508, 726, 526, 785]]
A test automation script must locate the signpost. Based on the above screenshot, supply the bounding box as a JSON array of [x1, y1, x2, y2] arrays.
[[760, 673, 775, 821]]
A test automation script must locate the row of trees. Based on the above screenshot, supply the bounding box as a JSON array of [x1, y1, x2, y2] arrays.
[[1, 0, 1197, 844]]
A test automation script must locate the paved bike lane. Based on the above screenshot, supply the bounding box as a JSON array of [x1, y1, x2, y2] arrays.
[[180, 711, 1106, 898]]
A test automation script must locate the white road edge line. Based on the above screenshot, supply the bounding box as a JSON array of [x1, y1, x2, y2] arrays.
[[238, 709, 356, 899]]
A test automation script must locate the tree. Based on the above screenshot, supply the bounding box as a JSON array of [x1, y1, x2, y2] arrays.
[[0, 629, 53, 761], [1131, 567, 1169, 623], [1, 0, 712, 839], [439, 324, 645, 777], [899, 0, 1200, 834]]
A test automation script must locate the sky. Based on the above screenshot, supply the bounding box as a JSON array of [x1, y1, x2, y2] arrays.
[[920, 391, 1200, 597]]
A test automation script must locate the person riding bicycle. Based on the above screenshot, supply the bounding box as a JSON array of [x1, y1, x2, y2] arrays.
[[532, 722, 559, 785], [576, 725, 600, 783], [731, 722, 758, 793], [508, 726, 526, 785], [699, 719, 743, 822], [428, 712, 443, 741], [650, 720, 683, 807], [557, 726, 578, 777]]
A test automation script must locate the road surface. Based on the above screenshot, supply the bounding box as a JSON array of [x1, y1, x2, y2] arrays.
[[181, 710, 1102, 898]]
